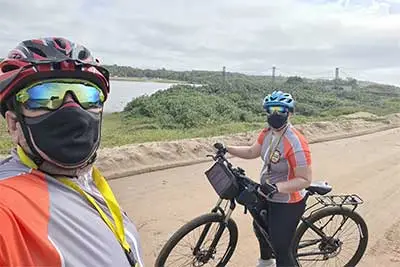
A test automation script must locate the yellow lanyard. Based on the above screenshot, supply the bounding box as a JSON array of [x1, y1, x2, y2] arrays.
[[16, 146, 138, 266], [267, 125, 289, 173]]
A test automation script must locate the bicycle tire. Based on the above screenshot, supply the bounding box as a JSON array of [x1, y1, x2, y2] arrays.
[[155, 213, 238, 267], [292, 206, 368, 267]]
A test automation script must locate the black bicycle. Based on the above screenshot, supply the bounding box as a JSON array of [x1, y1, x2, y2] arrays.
[[155, 146, 368, 267]]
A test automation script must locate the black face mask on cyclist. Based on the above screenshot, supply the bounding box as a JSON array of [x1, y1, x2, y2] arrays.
[[21, 105, 101, 168], [267, 112, 289, 130]]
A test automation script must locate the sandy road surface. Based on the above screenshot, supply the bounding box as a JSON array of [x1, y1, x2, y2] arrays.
[[109, 128, 400, 266]]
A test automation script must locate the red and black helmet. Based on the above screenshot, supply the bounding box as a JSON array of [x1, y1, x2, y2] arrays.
[[0, 37, 110, 116]]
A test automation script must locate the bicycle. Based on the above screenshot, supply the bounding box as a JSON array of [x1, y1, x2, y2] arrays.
[[155, 145, 368, 267]]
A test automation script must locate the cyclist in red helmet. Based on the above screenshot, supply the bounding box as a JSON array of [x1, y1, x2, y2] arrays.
[[0, 37, 144, 266], [216, 91, 312, 267]]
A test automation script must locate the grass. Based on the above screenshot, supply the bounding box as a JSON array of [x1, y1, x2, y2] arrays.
[[98, 113, 342, 148], [99, 113, 267, 148], [0, 118, 13, 155]]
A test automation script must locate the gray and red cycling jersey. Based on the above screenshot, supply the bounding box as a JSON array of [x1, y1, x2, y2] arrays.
[[0, 149, 144, 267], [258, 124, 312, 203]]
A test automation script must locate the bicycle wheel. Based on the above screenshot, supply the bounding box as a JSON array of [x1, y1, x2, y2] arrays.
[[293, 207, 368, 267], [155, 213, 238, 267]]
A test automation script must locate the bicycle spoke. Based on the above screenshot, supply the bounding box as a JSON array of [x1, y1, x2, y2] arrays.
[[296, 210, 365, 267], [164, 220, 231, 266], [167, 252, 195, 266]]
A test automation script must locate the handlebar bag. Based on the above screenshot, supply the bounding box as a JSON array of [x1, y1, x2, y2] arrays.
[[205, 161, 240, 199]]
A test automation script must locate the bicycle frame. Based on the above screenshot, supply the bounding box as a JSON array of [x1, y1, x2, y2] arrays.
[[196, 191, 364, 262], [195, 149, 365, 263], [200, 197, 277, 258]]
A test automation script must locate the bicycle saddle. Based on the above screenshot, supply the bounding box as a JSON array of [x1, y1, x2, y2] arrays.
[[306, 181, 332, 195]]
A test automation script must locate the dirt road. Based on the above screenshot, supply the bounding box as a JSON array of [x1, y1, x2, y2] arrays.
[[109, 127, 400, 266]]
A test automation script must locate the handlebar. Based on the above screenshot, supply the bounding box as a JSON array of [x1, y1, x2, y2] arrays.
[[207, 146, 261, 193]]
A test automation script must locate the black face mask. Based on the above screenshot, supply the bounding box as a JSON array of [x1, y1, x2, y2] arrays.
[[22, 106, 101, 168], [267, 113, 288, 130]]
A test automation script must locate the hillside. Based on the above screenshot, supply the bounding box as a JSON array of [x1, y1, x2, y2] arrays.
[[102, 65, 400, 130]]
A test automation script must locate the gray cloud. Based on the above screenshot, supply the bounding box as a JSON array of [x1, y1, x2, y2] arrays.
[[0, 0, 399, 85]]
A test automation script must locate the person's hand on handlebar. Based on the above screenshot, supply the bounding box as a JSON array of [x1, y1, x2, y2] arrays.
[[213, 142, 227, 154], [258, 183, 279, 198]]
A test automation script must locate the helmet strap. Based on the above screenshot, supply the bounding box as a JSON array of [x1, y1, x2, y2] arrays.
[[12, 97, 45, 166]]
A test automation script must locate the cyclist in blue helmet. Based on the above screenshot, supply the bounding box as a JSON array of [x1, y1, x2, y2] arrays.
[[216, 90, 312, 267], [263, 90, 295, 130]]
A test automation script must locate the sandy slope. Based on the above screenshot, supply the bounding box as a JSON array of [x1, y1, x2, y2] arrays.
[[108, 127, 400, 266]]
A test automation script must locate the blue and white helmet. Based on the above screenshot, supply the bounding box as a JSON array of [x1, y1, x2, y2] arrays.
[[263, 90, 295, 113]]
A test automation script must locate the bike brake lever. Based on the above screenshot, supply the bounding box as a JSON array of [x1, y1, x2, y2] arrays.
[[206, 154, 216, 161]]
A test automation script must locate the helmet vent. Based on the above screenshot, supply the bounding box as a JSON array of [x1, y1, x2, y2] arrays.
[[2, 64, 20, 73], [54, 38, 66, 49], [78, 49, 89, 60], [26, 46, 47, 58]]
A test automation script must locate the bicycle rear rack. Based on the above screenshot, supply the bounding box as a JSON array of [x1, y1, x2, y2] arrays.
[[305, 194, 364, 216], [316, 194, 363, 206]]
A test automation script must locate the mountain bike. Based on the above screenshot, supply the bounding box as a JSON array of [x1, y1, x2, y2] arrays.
[[155, 145, 368, 267]]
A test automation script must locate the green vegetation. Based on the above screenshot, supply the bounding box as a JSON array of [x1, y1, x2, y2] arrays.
[[0, 65, 399, 155], [101, 66, 400, 150], [117, 66, 400, 128], [99, 112, 267, 148], [0, 119, 13, 155]]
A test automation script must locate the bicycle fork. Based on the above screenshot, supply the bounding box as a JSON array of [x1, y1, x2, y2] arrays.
[[192, 199, 235, 264]]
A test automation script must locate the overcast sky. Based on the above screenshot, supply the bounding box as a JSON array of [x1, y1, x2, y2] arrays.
[[0, 0, 400, 85]]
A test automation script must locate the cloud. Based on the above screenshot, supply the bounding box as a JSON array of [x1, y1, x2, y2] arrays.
[[0, 0, 399, 85]]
